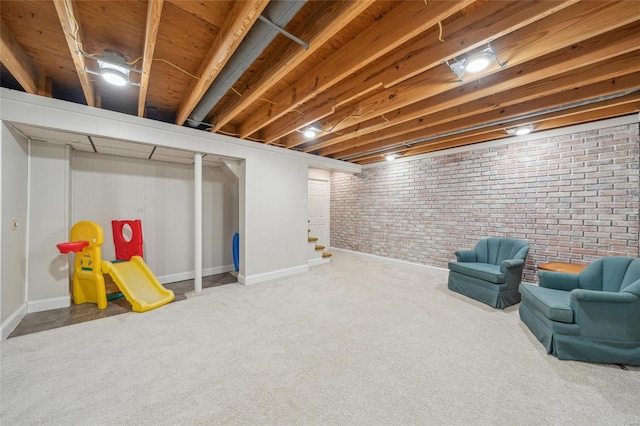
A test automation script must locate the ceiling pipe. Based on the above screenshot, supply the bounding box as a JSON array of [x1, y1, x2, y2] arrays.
[[187, 0, 308, 127]]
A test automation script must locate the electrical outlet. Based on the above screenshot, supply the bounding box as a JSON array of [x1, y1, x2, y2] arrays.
[[135, 208, 145, 212]]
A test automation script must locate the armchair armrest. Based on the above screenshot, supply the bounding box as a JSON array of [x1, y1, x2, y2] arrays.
[[455, 250, 476, 262], [571, 289, 638, 303], [622, 278, 640, 297], [570, 290, 640, 340], [538, 270, 580, 291], [501, 258, 524, 270]]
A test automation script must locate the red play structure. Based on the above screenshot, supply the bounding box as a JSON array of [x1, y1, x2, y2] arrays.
[[111, 219, 144, 261]]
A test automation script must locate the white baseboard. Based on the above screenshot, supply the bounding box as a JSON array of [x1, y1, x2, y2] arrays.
[[27, 296, 71, 313], [240, 264, 309, 285], [1, 303, 27, 340], [308, 257, 331, 266], [157, 264, 235, 284], [330, 247, 449, 274]]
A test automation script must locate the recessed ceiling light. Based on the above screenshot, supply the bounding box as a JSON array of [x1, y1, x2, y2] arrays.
[[385, 153, 399, 161], [465, 52, 492, 73], [101, 68, 128, 86], [506, 124, 536, 136], [446, 43, 506, 81]]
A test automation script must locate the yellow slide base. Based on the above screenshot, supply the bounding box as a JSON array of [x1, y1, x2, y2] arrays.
[[102, 256, 175, 312], [72, 271, 107, 310]]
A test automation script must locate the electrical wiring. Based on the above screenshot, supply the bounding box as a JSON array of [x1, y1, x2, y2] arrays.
[[62, 0, 98, 58], [423, 0, 445, 42], [231, 86, 278, 105]]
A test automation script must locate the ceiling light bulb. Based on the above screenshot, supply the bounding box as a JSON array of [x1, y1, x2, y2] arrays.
[[465, 53, 492, 73], [303, 129, 317, 138], [101, 69, 128, 86], [515, 126, 532, 136], [385, 154, 397, 161]]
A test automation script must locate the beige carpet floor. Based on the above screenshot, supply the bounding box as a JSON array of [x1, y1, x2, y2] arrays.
[[1, 250, 639, 425]]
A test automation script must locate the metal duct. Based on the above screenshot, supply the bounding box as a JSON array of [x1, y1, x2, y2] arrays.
[[187, 0, 307, 127]]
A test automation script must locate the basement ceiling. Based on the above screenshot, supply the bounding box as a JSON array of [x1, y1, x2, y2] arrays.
[[6, 122, 228, 167], [1, 0, 638, 165]]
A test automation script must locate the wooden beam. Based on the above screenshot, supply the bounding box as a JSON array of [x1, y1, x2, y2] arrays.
[[52, 0, 95, 107], [333, 70, 640, 160], [271, 0, 579, 147], [303, 14, 640, 154], [38, 74, 53, 98], [355, 99, 640, 165], [211, 0, 374, 132], [323, 53, 640, 159], [237, 0, 475, 138], [138, 0, 164, 118], [0, 19, 40, 94], [175, 0, 269, 126], [388, 98, 640, 163]]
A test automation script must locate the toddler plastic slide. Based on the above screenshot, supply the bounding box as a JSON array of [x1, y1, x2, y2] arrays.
[[101, 256, 175, 312]]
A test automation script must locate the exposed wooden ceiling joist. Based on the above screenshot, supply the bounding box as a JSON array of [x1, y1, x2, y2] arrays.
[[237, 0, 476, 138], [322, 49, 640, 159], [138, 0, 164, 118], [301, 4, 640, 156], [210, 0, 375, 133], [335, 71, 640, 162], [52, 0, 95, 107], [275, 0, 580, 148], [175, 0, 269, 126], [1, 0, 637, 165], [1, 19, 40, 94]]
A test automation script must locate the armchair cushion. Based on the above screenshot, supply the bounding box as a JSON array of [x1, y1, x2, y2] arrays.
[[447, 237, 529, 309], [448, 262, 504, 284], [520, 283, 573, 323]]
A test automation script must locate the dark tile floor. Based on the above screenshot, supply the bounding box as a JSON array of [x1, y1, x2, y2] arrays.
[[8, 272, 237, 338]]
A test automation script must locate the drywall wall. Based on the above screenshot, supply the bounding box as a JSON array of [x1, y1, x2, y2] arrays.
[[72, 151, 232, 281], [308, 168, 331, 181], [1, 124, 28, 324], [0, 88, 359, 291], [331, 115, 640, 283], [27, 141, 70, 306], [242, 150, 309, 282]]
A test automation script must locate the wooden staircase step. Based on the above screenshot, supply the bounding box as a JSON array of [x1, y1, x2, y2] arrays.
[[322, 252, 332, 258], [308, 236, 318, 242], [315, 244, 325, 251]]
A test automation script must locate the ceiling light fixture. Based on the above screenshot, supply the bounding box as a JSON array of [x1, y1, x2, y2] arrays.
[[506, 124, 536, 136], [84, 49, 141, 87], [446, 43, 506, 82], [384, 153, 399, 161], [300, 122, 323, 139]]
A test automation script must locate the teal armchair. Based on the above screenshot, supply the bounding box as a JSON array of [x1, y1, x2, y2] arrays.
[[448, 237, 530, 309], [519, 257, 640, 365]]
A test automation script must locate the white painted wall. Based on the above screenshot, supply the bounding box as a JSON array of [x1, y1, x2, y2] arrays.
[[27, 141, 70, 306], [72, 151, 233, 282], [242, 151, 308, 282], [308, 168, 331, 181], [1, 124, 28, 326], [0, 89, 360, 298]]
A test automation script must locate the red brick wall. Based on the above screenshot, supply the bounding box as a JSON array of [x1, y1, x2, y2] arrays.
[[330, 119, 639, 283]]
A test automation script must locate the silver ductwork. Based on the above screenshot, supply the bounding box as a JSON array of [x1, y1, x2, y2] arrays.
[[187, 0, 307, 127]]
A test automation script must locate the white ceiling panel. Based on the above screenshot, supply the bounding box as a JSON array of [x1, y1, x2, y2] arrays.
[[202, 155, 224, 166], [152, 147, 194, 159], [91, 137, 154, 154], [150, 154, 194, 165], [95, 146, 152, 160], [10, 123, 91, 145]]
